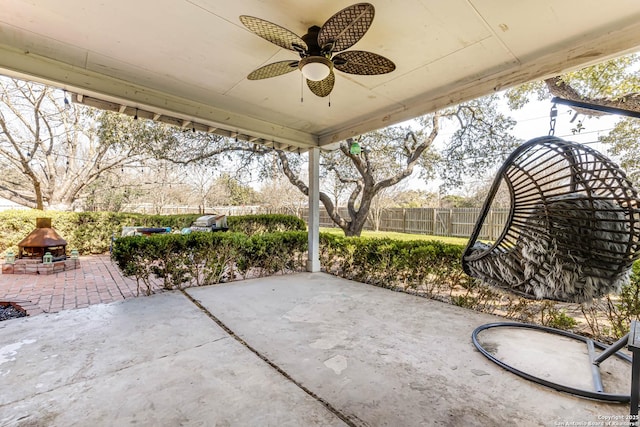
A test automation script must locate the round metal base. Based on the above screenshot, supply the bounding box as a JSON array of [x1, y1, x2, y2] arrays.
[[472, 322, 632, 402]]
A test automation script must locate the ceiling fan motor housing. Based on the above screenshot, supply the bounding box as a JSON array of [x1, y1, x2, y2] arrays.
[[301, 25, 324, 56]]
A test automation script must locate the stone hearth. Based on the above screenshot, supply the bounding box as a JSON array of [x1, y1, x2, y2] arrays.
[[2, 258, 80, 275]]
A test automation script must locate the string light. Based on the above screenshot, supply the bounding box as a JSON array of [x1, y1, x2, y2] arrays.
[[134, 108, 138, 120]]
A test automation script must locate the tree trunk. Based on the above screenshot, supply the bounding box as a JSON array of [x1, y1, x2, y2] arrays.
[[33, 180, 44, 210]]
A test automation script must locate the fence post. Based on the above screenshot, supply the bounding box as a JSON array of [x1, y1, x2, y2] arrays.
[[448, 209, 453, 237], [402, 208, 406, 233]]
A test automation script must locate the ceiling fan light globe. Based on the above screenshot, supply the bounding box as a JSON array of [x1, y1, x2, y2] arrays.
[[302, 63, 330, 81], [299, 56, 332, 81]]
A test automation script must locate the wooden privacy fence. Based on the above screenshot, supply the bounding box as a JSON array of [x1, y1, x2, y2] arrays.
[[297, 207, 510, 240], [120, 202, 507, 240]]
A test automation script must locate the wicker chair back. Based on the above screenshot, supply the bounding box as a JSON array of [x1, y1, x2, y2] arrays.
[[462, 136, 640, 303]]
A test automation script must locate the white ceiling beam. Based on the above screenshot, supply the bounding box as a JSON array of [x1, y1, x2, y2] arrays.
[[0, 43, 317, 150]]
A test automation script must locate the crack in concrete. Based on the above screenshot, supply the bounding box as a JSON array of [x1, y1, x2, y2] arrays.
[[180, 289, 358, 427]]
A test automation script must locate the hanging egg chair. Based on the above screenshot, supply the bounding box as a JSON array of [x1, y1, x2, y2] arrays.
[[462, 135, 640, 303]]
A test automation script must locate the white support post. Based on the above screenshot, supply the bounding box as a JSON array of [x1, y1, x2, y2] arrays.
[[307, 147, 320, 272]]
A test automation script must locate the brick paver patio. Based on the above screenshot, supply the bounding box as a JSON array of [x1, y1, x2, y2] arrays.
[[0, 255, 162, 316]]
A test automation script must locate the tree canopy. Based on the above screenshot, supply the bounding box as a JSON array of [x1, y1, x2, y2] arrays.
[[0, 78, 153, 210]]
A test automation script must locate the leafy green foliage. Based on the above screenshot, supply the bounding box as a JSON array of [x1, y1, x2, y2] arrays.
[[505, 54, 640, 109], [601, 118, 640, 185], [0, 210, 306, 256], [319, 233, 472, 294], [561, 55, 640, 99], [0, 209, 200, 255], [111, 231, 309, 294], [214, 173, 261, 205], [504, 81, 548, 110], [539, 301, 578, 330], [227, 214, 306, 234]]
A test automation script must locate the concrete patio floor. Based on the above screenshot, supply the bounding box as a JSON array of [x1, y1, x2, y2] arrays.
[[0, 272, 634, 426]]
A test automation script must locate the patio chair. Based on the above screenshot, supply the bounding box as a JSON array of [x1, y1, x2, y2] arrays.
[[462, 135, 640, 303], [463, 135, 640, 408]]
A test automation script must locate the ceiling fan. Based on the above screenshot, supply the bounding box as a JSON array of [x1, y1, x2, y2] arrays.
[[240, 3, 395, 98]]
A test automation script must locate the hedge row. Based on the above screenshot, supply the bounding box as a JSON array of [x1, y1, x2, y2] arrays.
[[111, 231, 308, 294], [319, 233, 471, 292], [0, 210, 306, 255], [226, 214, 306, 234], [110, 231, 470, 296]]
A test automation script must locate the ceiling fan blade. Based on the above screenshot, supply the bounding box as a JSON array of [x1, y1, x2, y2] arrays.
[[333, 51, 395, 75], [306, 71, 335, 97], [247, 61, 299, 80], [318, 3, 375, 53], [240, 16, 308, 53]]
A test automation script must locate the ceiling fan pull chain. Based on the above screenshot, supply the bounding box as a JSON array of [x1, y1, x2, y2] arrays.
[[301, 74, 304, 103]]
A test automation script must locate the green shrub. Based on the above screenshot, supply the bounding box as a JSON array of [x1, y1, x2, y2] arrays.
[[238, 231, 308, 276], [111, 231, 308, 294], [227, 214, 306, 234], [319, 233, 471, 293], [0, 209, 200, 256]]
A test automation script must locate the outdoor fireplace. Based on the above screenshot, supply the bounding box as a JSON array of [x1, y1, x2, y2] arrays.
[[2, 218, 79, 275], [17, 218, 67, 261]]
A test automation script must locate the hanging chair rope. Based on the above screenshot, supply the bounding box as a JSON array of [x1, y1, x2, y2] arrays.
[[462, 136, 640, 303]]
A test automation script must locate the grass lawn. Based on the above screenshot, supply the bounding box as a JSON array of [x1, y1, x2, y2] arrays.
[[319, 227, 469, 246]]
